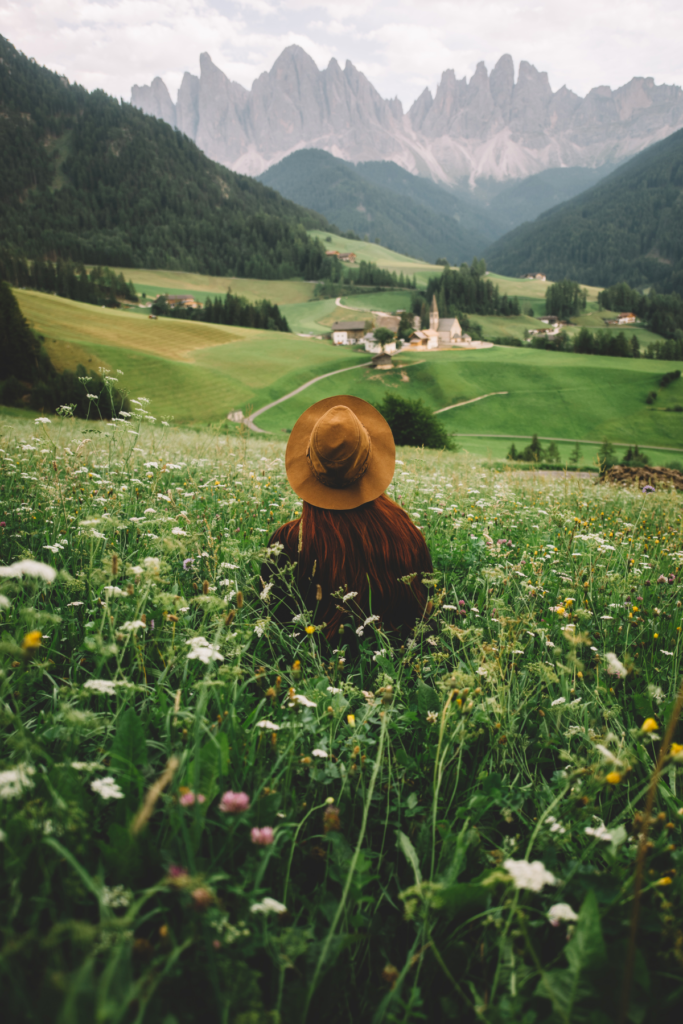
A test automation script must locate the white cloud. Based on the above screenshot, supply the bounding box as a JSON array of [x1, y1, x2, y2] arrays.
[[2, 0, 683, 108]]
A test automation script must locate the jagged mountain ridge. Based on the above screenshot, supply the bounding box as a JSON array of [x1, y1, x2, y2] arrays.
[[132, 47, 683, 184]]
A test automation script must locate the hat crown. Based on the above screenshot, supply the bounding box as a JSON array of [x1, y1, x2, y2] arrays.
[[308, 406, 371, 489]]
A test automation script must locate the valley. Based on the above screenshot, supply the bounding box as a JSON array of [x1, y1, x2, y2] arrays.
[[12, 265, 683, 468]]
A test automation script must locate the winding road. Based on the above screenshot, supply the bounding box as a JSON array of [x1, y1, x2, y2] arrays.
[[244, 361, 374, 432]]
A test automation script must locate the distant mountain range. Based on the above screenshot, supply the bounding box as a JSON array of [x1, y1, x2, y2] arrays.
[[132, 46, 683, 185], [485, 126, 683, 291]]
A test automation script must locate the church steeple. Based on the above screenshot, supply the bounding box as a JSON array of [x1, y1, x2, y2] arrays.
[[429, 293, 439, 332]]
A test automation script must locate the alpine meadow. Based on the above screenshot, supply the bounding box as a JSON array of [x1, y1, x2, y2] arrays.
[[2, 18, 683, 1024]]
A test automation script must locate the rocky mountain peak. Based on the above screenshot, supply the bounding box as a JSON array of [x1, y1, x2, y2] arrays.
[[131, 49, 683, 185]]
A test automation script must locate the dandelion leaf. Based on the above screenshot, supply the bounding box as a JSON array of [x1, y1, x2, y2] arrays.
[[536, 889, 607, 1022], [417, 681, 440, 714]]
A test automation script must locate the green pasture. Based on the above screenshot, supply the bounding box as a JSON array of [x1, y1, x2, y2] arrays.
[[277, 297, 341, 335], [308, 229, 441, 287], [256, 346, 683, 452], [94, 267, 316, 307], [13, 289, 683, 448]]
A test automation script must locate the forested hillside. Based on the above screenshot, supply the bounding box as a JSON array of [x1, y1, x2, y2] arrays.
[[258, 149, 495, 263], [0, 36, 330, 278], [485, 128, 683, 292]]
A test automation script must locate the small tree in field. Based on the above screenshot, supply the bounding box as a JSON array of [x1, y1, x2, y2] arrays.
[[373, 327, 395, 351], [375, 394, 456, 450], [546, 442, 560, 463], [569, 442, 581, 465], [598, 439, 617, 472]]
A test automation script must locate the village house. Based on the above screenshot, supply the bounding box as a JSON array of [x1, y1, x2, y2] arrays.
[[161, 294, 201, 310], [522, 273, 547, 281], [406, 329, 439, 351], [376, 313, 401, 333], [371, 352, 393, 369], [603, 312, 637, 325], [331, 320, 366, 344]]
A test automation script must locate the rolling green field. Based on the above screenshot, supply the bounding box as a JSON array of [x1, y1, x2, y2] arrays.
[[102, 269, 316, 309], [308, 230, 442, 287], [12, 288, 682, 464], [255, 348, 683, 455]]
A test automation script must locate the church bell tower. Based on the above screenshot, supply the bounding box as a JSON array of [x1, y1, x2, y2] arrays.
[[429, 293, 439, 332]]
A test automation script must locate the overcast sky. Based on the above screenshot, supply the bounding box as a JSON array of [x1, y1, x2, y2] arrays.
[[2, 0, 682, 109]]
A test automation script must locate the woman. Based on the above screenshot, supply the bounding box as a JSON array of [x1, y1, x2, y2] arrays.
[[261, 396, 432, 644]]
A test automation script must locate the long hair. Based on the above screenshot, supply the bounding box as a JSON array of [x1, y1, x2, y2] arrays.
[[273, 494, 432, 640]]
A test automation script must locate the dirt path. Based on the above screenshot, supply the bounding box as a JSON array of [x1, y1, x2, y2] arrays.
[[245, 361, 373, 432], [434, 392, 508, 414]]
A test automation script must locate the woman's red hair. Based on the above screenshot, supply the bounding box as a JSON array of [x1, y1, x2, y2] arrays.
[[268, 494, 432, 641]]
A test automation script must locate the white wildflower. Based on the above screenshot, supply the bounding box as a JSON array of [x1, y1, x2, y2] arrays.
[[551, 697, 566, 707], [342, 591, 358, 602], [0, 596, 10, 609], [171, 527, 187, 536], [0, 559, 57, 583], [311, 748, 328, 758], [103, 586, 126, 598], [121, 620, 147, 631], [91, 777, 124, 800], [84, 680, 117, 695], [289, 693, 317, 708], [0, 765, 36, 800], [66, 601, 84, 607], [260, 582, 273, 602], [256, 720, 280, 731], [363, 615, 380, 626], [250, 897, 287, 915], [185, 636, 224, 663], [327, 686, 342, 694], [605, 652, 627, 678], [661, 650, 674, 657], [34, 417, 51, 424], [547, 903, 578, 925], [585, 823, 612, 842], [503, 858, 557, 892], [102, 885, 133, 908], [476, 666, 488, 677], [442, 604, 457, 610]]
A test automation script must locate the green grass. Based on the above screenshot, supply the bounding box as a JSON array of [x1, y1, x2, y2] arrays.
[[0, 413, 682, 1022], [13, 290, 683, 455], [309, 229, 441, 287], [257, 347, 683, 452]]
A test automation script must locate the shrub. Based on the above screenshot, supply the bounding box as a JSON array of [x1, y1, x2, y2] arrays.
[[375, 394, 456, 450]]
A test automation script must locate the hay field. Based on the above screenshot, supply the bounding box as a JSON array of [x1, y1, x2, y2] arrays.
[[13, 289, 367, 423], [95, 268, 316, 307]]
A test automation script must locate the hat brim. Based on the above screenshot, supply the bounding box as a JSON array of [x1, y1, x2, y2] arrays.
[[285, 395, 396, 510]]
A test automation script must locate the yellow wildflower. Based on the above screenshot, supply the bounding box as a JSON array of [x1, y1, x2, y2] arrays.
[[347, 714, 355, 727], [656, 877, 673, 886], [305, 625, 316, 635], [605, 771, 622, 785], [641, 718, 659, 734], [22, 630, 42, 651]]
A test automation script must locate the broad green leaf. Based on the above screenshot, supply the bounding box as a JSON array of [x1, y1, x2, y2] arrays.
[[110, 708, 148, 769], [396, 829, 422, 884], [417, 681, 440, 714], [566, 889, 606, 974]]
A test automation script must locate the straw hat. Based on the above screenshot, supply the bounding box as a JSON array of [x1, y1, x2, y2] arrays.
[[285, 395, 395, 510]]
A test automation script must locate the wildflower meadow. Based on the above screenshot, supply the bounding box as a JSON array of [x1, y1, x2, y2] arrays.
[[0, 400, 682, 1024]]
